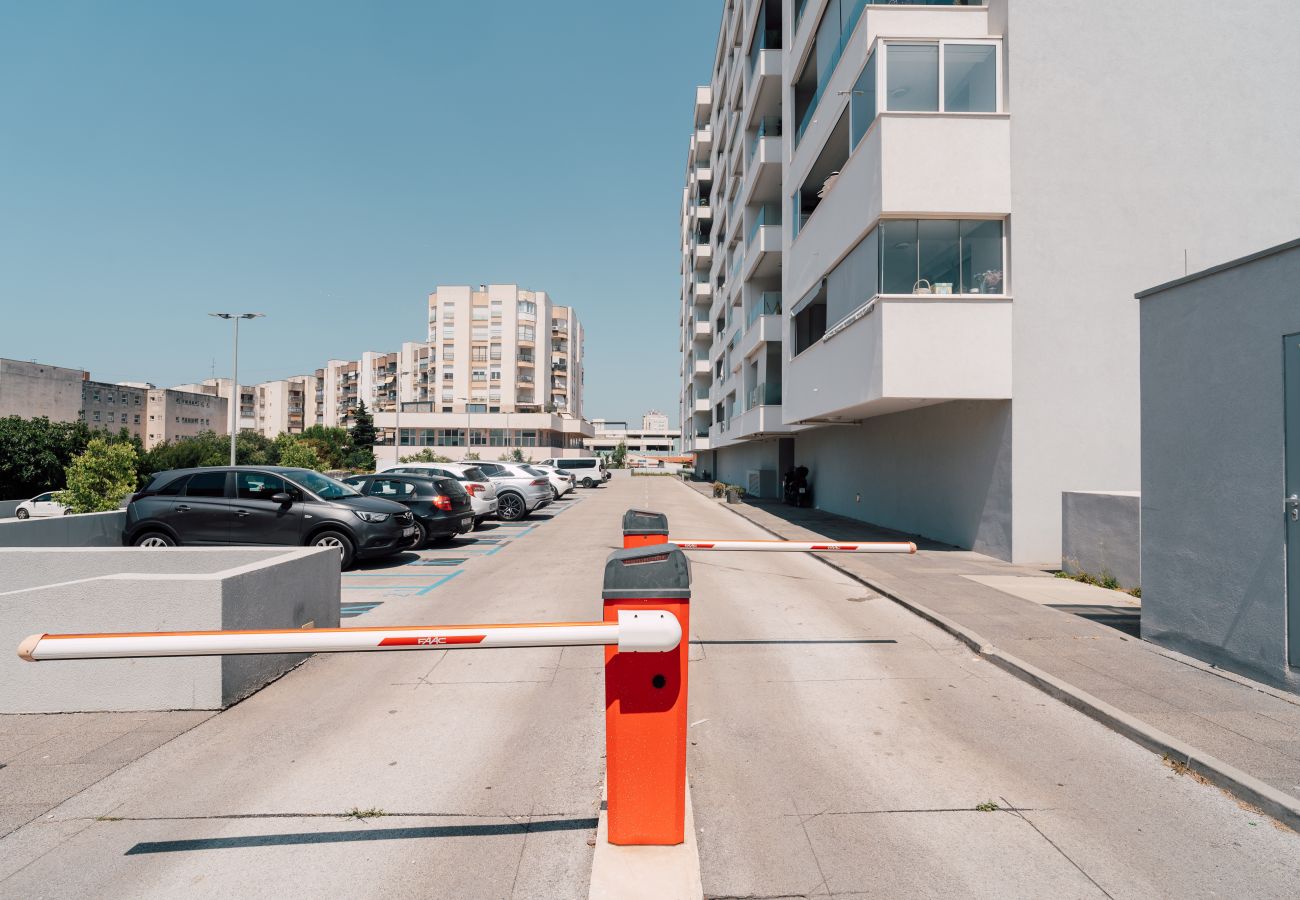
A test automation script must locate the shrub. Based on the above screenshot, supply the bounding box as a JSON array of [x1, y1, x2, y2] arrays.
[[55, 437, 138, 513]]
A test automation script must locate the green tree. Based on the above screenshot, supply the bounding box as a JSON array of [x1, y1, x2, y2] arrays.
[[609, 441, 628, 469], [400, 449, 452, 464], [277, 438, 325, 471], [0, 416, 93, 499], [55, 437, 138, 513], [298, 425, 353, 469], [344, 402, 377, 471], [463, 450, 481, 461], [509, 448, 527, 463]]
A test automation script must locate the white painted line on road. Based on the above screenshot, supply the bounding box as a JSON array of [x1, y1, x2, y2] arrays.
[[589, 777, 703, 900]]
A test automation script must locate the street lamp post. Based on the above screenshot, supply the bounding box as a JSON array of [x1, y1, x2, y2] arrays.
[[208, 313, 264, 466], [394, 370, 409, 467]]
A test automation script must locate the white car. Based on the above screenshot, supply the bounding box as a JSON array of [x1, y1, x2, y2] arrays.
[[539, 457, 608, 488], [381, 462, 499, 528], [532, 464, 575, 499], [15, 492, 70, 519], [466, 462, 552, 521]]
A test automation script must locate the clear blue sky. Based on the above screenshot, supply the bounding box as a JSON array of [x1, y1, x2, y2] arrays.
[[0, 1, 720, 425]]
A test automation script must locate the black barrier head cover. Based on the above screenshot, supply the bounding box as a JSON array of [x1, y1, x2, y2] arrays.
[[621, 508, 669, 536], [602, 544, 691, 599]]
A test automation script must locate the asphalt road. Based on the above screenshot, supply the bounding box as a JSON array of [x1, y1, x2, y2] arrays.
[[2, 474, 1299, 899]]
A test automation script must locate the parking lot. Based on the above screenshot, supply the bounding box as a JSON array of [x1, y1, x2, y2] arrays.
[[342, 492, 589, 619]]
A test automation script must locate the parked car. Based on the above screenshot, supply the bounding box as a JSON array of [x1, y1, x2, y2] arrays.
[[341, 473, 474, 547], [466, 462, 552, 521], [380, 462, 498, 528], [539, 457, 608, 488], [14, 492, 70, 519], [123, 466, 414, 569], [531, 464, 575, 499]]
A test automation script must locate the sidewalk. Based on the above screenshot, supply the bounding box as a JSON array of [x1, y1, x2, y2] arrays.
[[683, 482, 1300, 830]]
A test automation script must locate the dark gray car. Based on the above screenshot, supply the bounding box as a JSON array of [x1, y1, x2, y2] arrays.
[[123, 466, 414, 569]]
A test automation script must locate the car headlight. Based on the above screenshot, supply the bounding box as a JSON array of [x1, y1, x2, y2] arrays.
[[353, 510, 391, 523]]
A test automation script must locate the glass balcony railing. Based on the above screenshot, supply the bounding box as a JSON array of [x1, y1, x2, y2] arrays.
[[746, 292, 783, 328], [747, 382, 782, 409], [747, 116, 782, 165], [748, 204, 782, 246]]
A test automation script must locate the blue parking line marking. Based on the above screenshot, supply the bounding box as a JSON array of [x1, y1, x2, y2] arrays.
[[417, 570, 463, 595]]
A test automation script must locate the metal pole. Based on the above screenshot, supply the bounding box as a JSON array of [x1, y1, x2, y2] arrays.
[[229, 316, 239, 465]]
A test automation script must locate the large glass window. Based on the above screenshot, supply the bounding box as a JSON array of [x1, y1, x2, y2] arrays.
[[960, 220, 1005, 294], [944, 43, 997, 112], [880, 219, 1004, 294], [792, 282, 828, 355], [886, 44, 939, 112], [849, 50, 877, 148]]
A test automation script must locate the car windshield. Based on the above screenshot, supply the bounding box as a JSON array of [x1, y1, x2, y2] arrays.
[[282, 469, 359, 499], [460, 466, 488, 482], [522, 466, 547, 477]]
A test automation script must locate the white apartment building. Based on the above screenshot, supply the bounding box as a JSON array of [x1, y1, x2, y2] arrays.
[[175, 377, 316, 440], [587, 412, 682, 457], [370, 284, 590, 466], [680, 0, 1300, 562]]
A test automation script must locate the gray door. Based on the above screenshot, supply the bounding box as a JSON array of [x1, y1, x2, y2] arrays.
[[230, 471, 303, 546], [1287, 333, 1300, 668], [175, 470, 232, 545]]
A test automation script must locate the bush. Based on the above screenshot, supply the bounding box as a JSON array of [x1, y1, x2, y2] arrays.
[[401, 449, 452, 464], [277, 439, 325, 471], [56, 437, 138, 513]]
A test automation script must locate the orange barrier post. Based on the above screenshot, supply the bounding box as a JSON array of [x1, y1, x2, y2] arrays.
[[602, 543, 691, 845], [621, 508, 670, 549]]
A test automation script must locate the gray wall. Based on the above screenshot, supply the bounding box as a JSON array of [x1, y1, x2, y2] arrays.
[[1062, 491, 1140, 589], [0, 510, 124, 547], [1, 547, 340, 712], [794, 400, 1012, 559], [1140, 242, 1300, 691], [713, 440, 782, 498], [0, 500, 21, 519]]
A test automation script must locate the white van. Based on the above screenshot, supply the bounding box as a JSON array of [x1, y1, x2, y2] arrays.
[[539, 456, 608, 488]]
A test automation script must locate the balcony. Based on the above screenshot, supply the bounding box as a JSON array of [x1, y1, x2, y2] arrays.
[[694, 85, 712, 122], [695, 124, 712, 161], [693, 394, 710, 413], [694, 243, 713, 270], [693, 319, 712, 341], [740, 312, 782, 360], [785, 294, 1012, 425], [692, 281, 712, 304], [744, 48, 781, 125], [743, 208, 782, 280], [693, 357, 711, 376]]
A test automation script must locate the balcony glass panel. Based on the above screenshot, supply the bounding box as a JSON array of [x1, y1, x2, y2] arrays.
[[747, 291, 783, 327], [747, 204, 782, 244], [960, 220, 1005, 294], [918, 219, 960, 294], [879, 218, 1004, 295], [886, 43, 939, 112], [945, 43, 996, 112], [849, 50, 877, 148]]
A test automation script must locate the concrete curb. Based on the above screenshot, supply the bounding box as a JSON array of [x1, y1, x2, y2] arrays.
[[589, 777, 703, 899], [690, 486, 1300, 833]]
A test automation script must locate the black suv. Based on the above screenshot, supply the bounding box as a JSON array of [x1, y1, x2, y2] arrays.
[[124, 466, 414, 569], [340, 474, 474, 547]]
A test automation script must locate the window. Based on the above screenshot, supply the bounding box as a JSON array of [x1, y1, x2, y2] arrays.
[[237, 471, 293, 501], [472, 346, 488, 362], [185, 471, 228, 498], [93, 411, 101, 422], [885, 41, 997, 114], [886, 43, 939, 111], [490, 344, 502, 360], [442, 301, 456, 319], [472, 306, 490, 321], [849, 49, 877, 148], [944, 43, 996, 112], [472, 327, 488, 340], [471, 368, 487, 381], [881, 218, 1004, 295], [792, 281, 828, 355], [367, 478, 416, 499], [490, 367, 501, 381]]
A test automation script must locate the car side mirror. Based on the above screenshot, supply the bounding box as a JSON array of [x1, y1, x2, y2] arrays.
[[271, 492, 293, 505]]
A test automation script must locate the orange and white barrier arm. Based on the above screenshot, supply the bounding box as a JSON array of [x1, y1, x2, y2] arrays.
[[17, 610, 681, 661], [670, 539, 916, 554]]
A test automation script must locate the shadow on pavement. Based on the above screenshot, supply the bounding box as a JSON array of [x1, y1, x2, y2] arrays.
[[124, 816, 599, 855], [690, 639, 897, 645]]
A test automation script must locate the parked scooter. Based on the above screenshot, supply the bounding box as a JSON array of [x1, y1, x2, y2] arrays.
[[782, 466, 812, 508]]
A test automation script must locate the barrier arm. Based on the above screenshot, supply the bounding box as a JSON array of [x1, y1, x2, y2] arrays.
[[17, 610, 681, 661], [670, 539, 916, 554]]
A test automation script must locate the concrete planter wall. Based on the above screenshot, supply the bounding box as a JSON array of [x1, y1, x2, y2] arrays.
[[1, 547, 340, 713], [0, 510, 125, 547], [1061, 491, 1141, 589], [0, 499, 23, 519]]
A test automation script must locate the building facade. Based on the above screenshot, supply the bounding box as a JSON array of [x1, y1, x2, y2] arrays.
[[81, 381, 147, 440], [587, 412, 681, 457], [144, 387, 227, 449], [679, 0, 1300, 562], [0, 359, 85, 422]]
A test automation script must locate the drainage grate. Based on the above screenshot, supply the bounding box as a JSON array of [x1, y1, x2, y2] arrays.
[[409, 558, 468, 566]]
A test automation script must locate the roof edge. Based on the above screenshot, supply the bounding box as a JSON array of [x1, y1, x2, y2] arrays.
[[1136, 237, 1300, 300]]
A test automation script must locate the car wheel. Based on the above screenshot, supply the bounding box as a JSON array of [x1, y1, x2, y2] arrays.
[[497, 492, 526, 521], [63, 508, 73, 516], [551, 486, 560, 501], [472, 516, 486, 531], [582, 477, 595, 488], [310, 529, 355, 569], [15, 508, 29, 520], [409, 520, 428, 548], [134, 531, 175, 548]]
